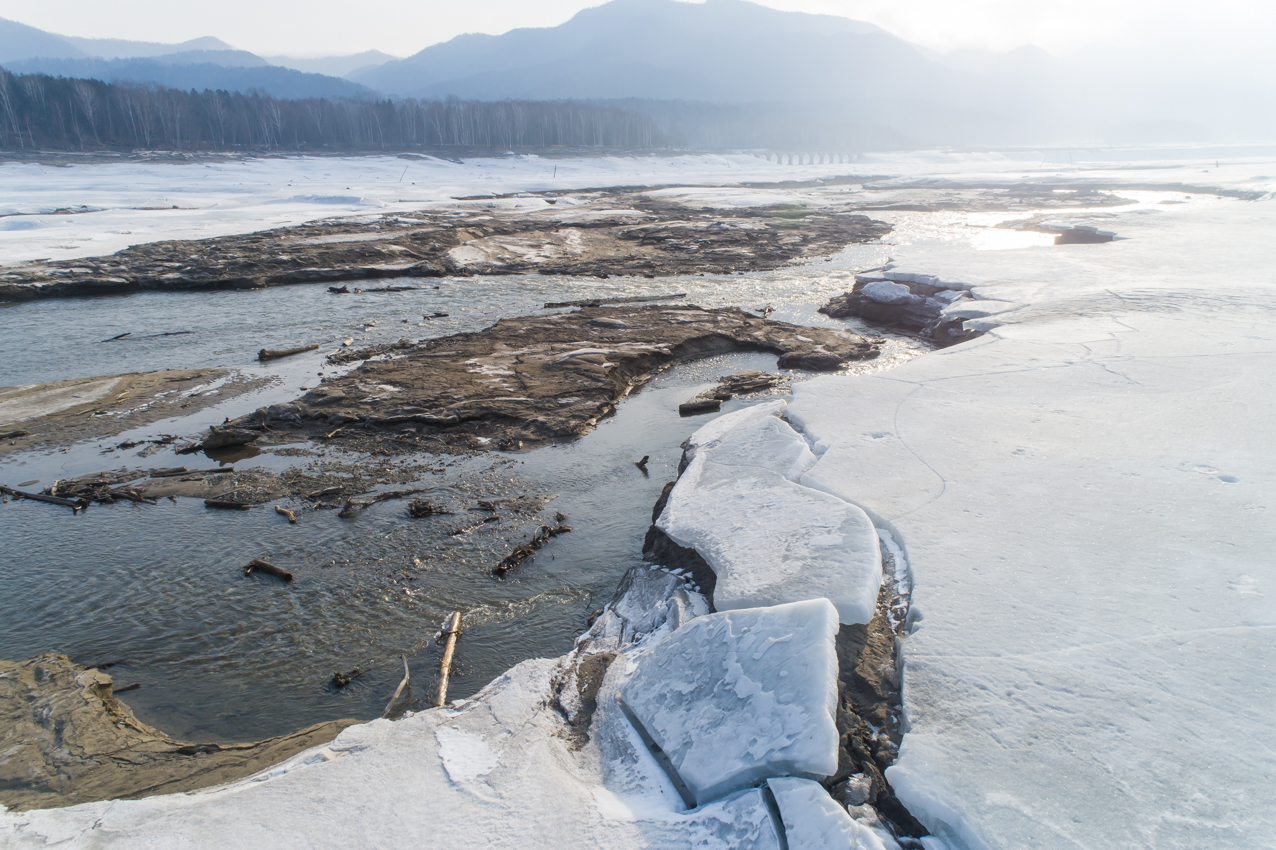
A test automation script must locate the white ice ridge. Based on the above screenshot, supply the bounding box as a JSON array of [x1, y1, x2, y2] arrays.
[[621, 598, 840, 806], [784, 192, 1276, 848], [657, 401, 883, 624]]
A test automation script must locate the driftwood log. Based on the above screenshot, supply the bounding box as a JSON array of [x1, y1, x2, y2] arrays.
[[274, 505, 297, 523], [1, 485, 88, 511], [257, 344, 320, 362], [433, 612, 462, 708], [492, 524, 572, 575], [330, 668, 362, 688], [205, 499, 250, 511], [244, 559, 293, 581], [381, 655, 410, 718]]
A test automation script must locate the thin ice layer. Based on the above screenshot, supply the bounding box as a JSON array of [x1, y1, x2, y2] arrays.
[[767, 777, 897, 850], [621, 599, 840, 806], [659, 402, 882, 624]]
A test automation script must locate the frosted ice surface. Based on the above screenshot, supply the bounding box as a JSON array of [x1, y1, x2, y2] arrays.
[[862, 281, 922, 305], [660, 402, 882, 623], [767, 777, 898, 850], [684, 788, 784, 850], [621, 599, 840, 806], [785, 194, 1276, 848]]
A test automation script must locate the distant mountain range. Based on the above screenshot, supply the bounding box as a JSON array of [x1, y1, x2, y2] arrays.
[[351, 0, 927, 102], [348, 0, 1275, 146], [0, 16, 389, 100], [2, 0, 1272, 148], [264, 51, 400, 79]]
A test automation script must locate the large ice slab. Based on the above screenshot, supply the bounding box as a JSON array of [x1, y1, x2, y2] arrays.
[[621, 598, 840, 806], [659, 402, 883, 624]]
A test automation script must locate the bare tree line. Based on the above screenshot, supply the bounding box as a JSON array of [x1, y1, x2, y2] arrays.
[[0, 71, 665, 152]]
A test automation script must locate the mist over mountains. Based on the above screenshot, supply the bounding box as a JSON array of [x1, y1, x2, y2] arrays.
[[2, 0, 1272, 151], [0, 16, 381, 100], [351, 0, 1275, 147]]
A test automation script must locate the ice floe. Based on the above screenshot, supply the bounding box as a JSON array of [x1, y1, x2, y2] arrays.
[[658, 401, 883, 623], [621, 598, 840, 806]]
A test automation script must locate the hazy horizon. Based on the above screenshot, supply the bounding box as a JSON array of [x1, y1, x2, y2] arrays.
[[0, 0, 1270, 69]]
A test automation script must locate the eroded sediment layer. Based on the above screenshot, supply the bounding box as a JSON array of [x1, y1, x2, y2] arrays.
[[0, 369, 265, 457], [0, 190, 891, 301], [0, 654, 358, 813], [222, 304, 879, 453]]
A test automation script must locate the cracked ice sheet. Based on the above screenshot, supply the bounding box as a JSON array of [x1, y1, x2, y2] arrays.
[[0, 657, 779, 849], [622, 599, 841, 806], [658, 401, 883, 624], [784, 193, 1276, 849]]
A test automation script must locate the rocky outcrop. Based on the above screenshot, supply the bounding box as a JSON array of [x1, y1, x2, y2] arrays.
[[820, 274, 983, 348], [678, 370, 784, 415], [226, 305, 879, 453], [0, 654, 358, 812]]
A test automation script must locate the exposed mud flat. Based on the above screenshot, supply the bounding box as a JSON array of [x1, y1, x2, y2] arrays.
[[17, 455, 455, 508], [0, 190, 891, 301], [0, 369, 266, 457], [223, 304, 879, 453], [0, 654, 357, 812]]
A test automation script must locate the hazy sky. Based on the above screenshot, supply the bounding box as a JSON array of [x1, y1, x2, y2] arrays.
[[0, 0, 1269, 59]]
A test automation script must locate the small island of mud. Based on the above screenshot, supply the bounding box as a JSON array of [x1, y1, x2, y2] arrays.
[[223, 304, 880, 453], [0, 654, 358, 812], [0, 369, 267, 457], [0, 190, 891, 301]]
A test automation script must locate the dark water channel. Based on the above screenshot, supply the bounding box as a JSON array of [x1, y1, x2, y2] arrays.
[[0, 261, 915, 742]]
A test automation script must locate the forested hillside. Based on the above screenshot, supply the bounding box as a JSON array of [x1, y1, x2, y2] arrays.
[[0, 71, 665, 152]]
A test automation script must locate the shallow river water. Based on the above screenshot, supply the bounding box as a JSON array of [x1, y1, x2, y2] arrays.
[[0, 190, 1129, 741]]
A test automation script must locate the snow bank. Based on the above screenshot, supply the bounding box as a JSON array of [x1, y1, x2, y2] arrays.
[[786, 191, 1276, 848], [621, 598, 840, 806], [658, 401, 883, 624]]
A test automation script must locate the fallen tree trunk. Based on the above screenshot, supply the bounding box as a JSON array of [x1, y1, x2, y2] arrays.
[[244, 559, 293, 581], [257, 344, 320, 362], [105, 489, 157, 505], [492, 524, 572, 575], [204, 499, 250, 511], [433, 612, 462, 708], [1, 485, 88, 511]]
